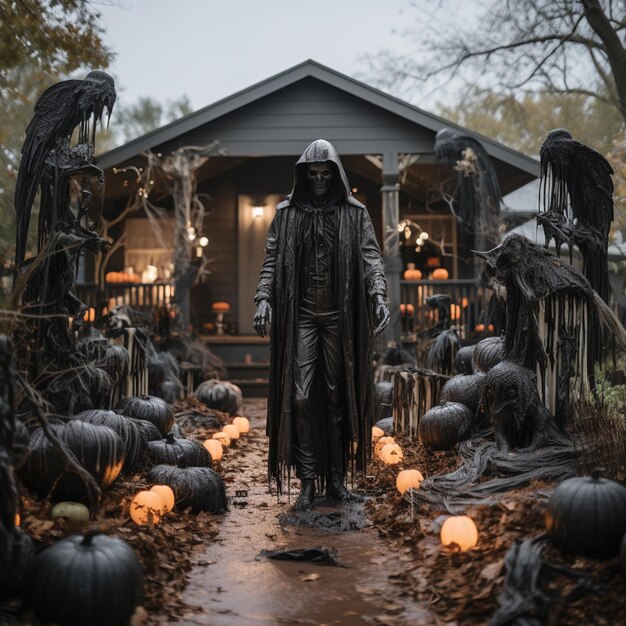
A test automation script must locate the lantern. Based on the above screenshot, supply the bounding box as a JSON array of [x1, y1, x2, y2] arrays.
[[431, 268, 449, 280], [51, 502, 90, 523], [396, 469, 424, 494], [372, 426, 384, 442], [203, 438, 223, 461], [450, 304, 461, 320], [440, 515, 478, 551], [83, 308, 96, 323], [223, 424, 240, 440], [380, 443, 403, 465], [130, 490, 162, 525], [403, 264, 422, 280], [150, 485, 175, 514], [232, 417, 250, 433], [475, 323, 485, 332], [212, 431, 231, 447]]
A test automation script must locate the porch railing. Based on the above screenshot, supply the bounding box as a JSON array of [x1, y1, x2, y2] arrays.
[[400, 279, 492, 341], [76, 282, 174, 317]]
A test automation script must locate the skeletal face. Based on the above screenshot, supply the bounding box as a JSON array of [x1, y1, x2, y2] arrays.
[[307, 163, 333, 199]]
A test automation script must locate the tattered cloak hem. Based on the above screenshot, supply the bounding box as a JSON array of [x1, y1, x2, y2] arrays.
[[262, 201, 381, 492]]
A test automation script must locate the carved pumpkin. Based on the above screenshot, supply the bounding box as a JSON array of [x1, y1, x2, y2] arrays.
[[379, 443, 403, 465], [150, 485, 175, 514], [203, 439, 223, 462], [146, 433, 211, 468], [116, 395, 174, 436], [473, 337, 506, 373], [195, 380, 243, 415], [439, 373, 486, 414], [23, 531, 143, 626], [232, 417, 250, 433], [375, 435, 395, 458], [74, 409, 143, 474], [147, 465, 227, 514], [545, 471, 626, 558], [418, 402, 473, 451], [441, 515, 478, 551], [130, 490, 162, 525], [431, 268, 449, 280], [396, 469, 424, 494]]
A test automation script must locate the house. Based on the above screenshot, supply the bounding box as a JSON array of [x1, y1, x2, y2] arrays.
[[85, 60, 539, 376]]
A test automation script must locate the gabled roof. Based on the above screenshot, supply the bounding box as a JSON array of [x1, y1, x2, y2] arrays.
[[99, 59, 539, 177]]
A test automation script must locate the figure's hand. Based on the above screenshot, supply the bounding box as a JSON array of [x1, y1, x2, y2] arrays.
[[372, 294, 390, 336], [253, 299, 272, 338]]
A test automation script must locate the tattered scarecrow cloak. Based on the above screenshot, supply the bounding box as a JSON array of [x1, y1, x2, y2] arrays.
[[255, 140, 387, 488]]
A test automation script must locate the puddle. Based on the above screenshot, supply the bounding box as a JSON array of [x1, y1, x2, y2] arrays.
[[171, 399, 433, 626]]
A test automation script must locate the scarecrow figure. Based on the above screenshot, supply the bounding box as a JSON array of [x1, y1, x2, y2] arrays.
[[254, 140, 389, 510]]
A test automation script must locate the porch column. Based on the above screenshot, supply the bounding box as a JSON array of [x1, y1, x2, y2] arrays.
[[380, 152, 402, 347]]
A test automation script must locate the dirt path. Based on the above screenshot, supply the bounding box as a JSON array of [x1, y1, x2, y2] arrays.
[[171, 399, 434, 626]]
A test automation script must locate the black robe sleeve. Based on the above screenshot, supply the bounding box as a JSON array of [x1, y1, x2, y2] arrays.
[[360, 210, 387, 301], [254, 209, 280, 304]]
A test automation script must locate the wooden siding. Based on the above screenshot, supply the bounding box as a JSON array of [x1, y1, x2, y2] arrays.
[[159, 78, 434, 157]]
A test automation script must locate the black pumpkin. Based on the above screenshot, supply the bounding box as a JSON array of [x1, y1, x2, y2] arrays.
[[455, 345, 476, 374], [133, 418, 163, 445], [147, 465, 227, 514], [195, 380, 242, 416], [545, 471, 626, 558], [18, 422, 124, 503], [418, 402, 473, 450], [439, 373, 486, 415], [10, 418, 30, 466], [374, 381, 393, 420], [0, 528, 34, 600], [473, 337, 506, 373], [374, 417, 394, 435], [116, 395, 174, 436], [147, 433, 211, 468], [157, 378, 183, 404], [23, 530, 143, 626], [74, 409, 143, 474]]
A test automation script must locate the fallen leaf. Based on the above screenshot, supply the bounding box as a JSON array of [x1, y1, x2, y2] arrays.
[[480, 560, 504, 581], [300, 573, 320, 582]]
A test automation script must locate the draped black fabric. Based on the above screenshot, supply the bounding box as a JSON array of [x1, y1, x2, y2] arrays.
[[255, 141, 387, 490]]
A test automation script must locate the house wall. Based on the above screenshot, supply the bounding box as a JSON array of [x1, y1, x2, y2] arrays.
[[159, 78, 434, 157]]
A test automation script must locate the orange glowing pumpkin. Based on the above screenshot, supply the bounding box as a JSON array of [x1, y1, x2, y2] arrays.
[[431, 268, 449, 280], [203, 438, 223, 461], [440, 515, 478, 551], [130, 490, 162, 525], [396, 469, 424, 494], [150, 485, 175, 514]]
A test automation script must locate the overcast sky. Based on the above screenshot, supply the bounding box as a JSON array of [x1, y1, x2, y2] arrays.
[[96, 0, 419, 111]]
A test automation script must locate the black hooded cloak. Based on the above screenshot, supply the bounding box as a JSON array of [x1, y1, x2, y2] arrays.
[[255, 140, 387, 489]]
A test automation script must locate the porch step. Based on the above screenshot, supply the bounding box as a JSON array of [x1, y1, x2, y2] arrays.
[[226, 362, 269, 380], [230, 378, 269, 399]]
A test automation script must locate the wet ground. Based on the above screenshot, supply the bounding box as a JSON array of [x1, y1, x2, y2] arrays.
[[171, 399, 434, 626]]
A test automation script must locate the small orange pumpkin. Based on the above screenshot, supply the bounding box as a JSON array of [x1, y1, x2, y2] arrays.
[[431, 268, 449, 280]]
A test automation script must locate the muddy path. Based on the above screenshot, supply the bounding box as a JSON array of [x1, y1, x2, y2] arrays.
[[169, 399, 434, 626]]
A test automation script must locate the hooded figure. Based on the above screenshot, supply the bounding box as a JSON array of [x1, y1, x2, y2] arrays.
[[254, 140, 389, 510]]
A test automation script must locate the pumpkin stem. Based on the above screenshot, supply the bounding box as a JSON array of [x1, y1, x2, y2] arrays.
[[81, 529, 103, 547], [591, 468, 604, 480], [166, 432, 175, 444]]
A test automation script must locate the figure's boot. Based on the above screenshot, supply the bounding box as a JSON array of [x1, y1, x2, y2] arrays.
[[326, 406, 361, 502], [293, 479, 315, 511]]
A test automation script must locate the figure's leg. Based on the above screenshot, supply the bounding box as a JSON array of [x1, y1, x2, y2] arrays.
[[292, 311, 319, 510], [320, 313, 359, 501]]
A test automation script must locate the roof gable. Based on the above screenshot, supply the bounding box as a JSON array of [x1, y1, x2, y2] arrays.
[[99, 59, 539, 177]]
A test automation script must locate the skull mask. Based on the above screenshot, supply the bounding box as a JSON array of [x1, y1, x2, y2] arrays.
[[307, 163, 334, 199]]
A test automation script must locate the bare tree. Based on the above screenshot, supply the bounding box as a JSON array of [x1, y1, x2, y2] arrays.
[[366, 0, 626, 126]]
